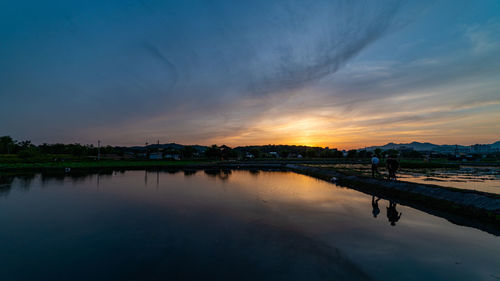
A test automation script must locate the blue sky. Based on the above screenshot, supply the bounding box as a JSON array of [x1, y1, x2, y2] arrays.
[[1, 0, 499, 148]]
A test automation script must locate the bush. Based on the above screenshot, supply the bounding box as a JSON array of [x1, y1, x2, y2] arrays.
[[18, 147, 40, 159]]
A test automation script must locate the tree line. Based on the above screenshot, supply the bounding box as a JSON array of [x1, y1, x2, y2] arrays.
[[1, 135, 424, 161], [0, 136, 120, 158]]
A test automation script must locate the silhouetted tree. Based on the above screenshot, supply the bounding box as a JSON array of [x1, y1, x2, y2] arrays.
[[0, 136, 16, 154], [402, 150, 422, 158], [18, 146, 40, 159], [279, 150, 290, 158], [347, 149, 358, 158], [358, 150, 368, 158], [205, 145, 222, 159], [249, 148, 261, 158], [220, 145, 237, 159], [181, 146, 197, 158], [385, 149, 399, 158], [305, 149, 318, 158]]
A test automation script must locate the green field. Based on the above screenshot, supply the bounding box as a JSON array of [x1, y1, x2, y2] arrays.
[[0, 160, 212, 170], [1, 154, 497, 171]]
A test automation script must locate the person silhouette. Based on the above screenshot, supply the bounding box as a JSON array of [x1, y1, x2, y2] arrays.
[[386, 156, 400, 180], [371, 154, 380, 178], [387, 201, 402, 226], [371, 195, 381, 218]]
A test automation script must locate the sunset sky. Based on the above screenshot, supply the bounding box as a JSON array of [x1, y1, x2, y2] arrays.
[[1, 0, 499, 149]]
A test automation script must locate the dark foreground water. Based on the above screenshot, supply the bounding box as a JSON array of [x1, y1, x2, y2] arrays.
[[0, 170, 499, 281]]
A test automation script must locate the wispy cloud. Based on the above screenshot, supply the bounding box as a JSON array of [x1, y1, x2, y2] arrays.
[[0, 0, 498, 148]]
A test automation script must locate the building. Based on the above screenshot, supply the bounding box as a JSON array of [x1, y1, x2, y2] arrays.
[[149, 152, 163, 160], [164, 154, 181, 160], [269, 152, 279, 158], [470, 144, 491, 154]]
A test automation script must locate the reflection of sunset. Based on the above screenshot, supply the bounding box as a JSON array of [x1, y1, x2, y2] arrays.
[[96, 170, 370, 219]]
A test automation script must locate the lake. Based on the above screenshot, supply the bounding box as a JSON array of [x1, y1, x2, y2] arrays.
[[0, 170, 499, 281]]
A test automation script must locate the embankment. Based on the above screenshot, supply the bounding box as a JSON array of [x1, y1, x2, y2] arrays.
[[286, 164, 500, 235]]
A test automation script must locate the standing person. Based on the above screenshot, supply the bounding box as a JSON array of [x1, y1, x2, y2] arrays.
[[386, 155, 400, 180], [371, 154, 380, 178]]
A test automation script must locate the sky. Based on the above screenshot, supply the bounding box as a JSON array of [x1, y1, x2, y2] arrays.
[[1, 0, 499, 149]]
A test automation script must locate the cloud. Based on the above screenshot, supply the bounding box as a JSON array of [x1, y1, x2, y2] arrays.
[[464, 20, 500, 54], [0, 0, 433, 141], [3, 0, 498, 148]]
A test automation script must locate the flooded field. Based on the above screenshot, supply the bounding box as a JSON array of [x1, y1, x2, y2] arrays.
[[314, 164, 500, 194], [0, 170, 499, 281]]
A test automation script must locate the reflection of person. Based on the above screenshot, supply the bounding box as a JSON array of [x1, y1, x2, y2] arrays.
[[371, 155, 380, 178], [387, 201, 402, 226], [386, 156, 399, 180], [371, 196, 381, 218]]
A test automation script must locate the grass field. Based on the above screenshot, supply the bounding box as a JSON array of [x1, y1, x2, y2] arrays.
[[1, 155, 497, 171], [0, 160, 212, 170]]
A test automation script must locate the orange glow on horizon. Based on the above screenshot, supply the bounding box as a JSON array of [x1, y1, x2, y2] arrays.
[[202, 110, 500, 150]]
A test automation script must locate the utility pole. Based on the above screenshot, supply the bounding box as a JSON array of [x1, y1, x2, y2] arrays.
[[97, 140, 101, 161]]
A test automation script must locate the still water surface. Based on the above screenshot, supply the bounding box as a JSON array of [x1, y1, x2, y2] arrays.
[[0, 170, 499, 281], [398, 166, 500, 194], [316, 164, 500, 194]]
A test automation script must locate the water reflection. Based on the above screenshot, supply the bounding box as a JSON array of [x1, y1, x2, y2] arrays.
[[183, 169, 197, 176], [371, 196, 381, 218], [0, 174, 37, 196], [371, 197, 402, 226], [204, 169, 232, 181], [0, 175, 15, 196], [0, 170, 499, 281], [313, 164, 500, 194], [249, 169, 260, 175], [386, 201, 402, 226]]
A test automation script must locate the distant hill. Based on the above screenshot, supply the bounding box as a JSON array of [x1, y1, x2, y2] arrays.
[[125, 143, 207, 152], [364, 142, 439, 151], [117, 141, 499, 153], [234, 144, 323, 153], [491, 141, 500, 149], [364, 141, 498, 152]]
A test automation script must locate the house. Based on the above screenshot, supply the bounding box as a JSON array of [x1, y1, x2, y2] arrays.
[[149, 152, 163, 160], [164, 154, 181, 160], [135, 152, 147, 158], [269, 152, 279, 158], [470, 144, 491, 154]]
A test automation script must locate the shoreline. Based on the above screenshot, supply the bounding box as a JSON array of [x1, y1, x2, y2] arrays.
[[4, 158, 500, 171], [286, 164, 499, 234]]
